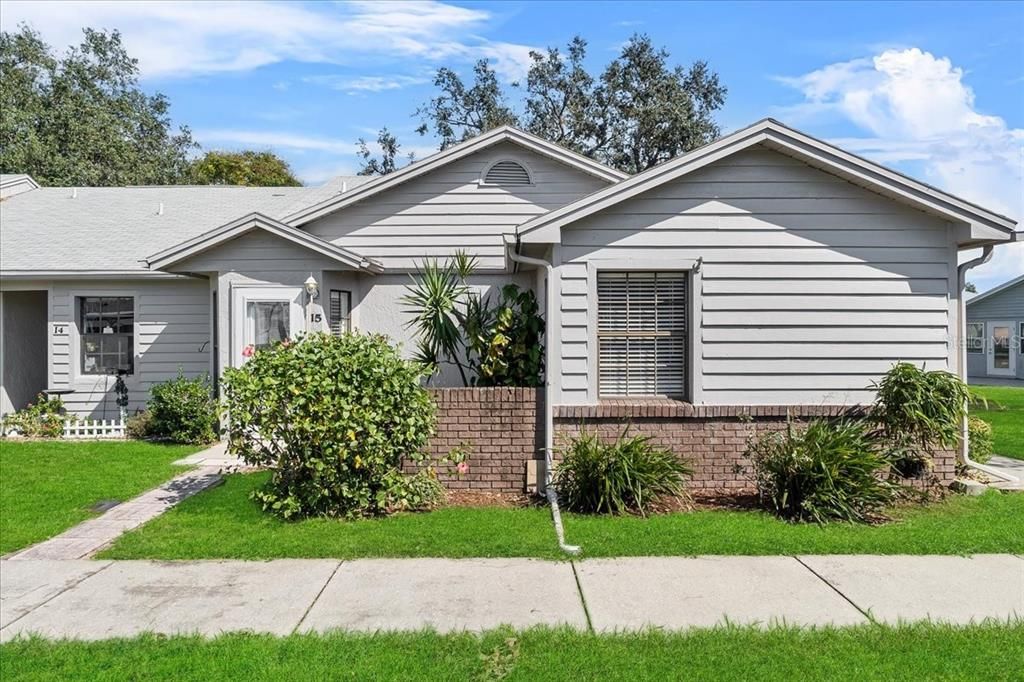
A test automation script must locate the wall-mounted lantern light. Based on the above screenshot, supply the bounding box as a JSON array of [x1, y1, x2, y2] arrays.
[[304, 275, 319, 301]]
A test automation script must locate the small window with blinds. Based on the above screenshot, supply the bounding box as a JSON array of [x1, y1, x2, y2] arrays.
[[329, 290, 351, 335], [597, 272, 687, 398], [482, 160, 532, 186]]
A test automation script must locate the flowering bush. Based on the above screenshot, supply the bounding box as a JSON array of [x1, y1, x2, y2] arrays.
[[222, 332, 438, 519], [1, 393, 68, 438]]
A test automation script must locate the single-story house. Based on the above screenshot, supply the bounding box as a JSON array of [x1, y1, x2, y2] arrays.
[[966, 274, 1024, 381], [1, 119, 1018, 489]]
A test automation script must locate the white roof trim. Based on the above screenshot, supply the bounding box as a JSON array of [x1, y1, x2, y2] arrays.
[[517, 118, 1018, 243], [0, 174, 39, 191], [0, 270, 194, 280], [146, 212, 383, 273], [283, 126, 627, 226], [966, 274, 1024, 308]]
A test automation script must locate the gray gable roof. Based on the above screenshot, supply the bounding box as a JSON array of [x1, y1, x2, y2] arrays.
[[966, 274, 1024, 309], [0, 176, 371, 275]]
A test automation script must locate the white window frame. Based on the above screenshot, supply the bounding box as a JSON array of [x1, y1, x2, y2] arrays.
[[479, 157, 534, 187], [966, 322, 985, 354], [229, 285, 304, 367], [70, 289, 140, 387], [585, 259, 702, 403]]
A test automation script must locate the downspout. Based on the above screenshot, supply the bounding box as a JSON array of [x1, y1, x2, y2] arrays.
[[957, 245, 1019, 484], [507, 239, 581, 555]]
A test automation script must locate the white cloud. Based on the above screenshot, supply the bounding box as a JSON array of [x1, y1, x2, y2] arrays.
[[303, 74, 430, 93], [294, 161, 358, 185], [196, 129, 355, 154], [778, 48, 1024, 289], [0, 0, 535, 81]]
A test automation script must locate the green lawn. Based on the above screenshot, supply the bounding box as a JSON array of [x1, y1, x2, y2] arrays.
[[101, 471, 1024, 560], [971, 385, 1024, 460], [0, 440, 199, 554], [2, 623, 1021, 681]]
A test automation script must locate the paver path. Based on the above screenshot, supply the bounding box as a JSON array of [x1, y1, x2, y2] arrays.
[[172, 441, 249, 469], [5, 467, 223, 561], [1, 555, 1021, 640]]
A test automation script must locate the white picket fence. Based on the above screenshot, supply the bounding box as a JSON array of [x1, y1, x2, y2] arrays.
[[63, 418, 126, 439]]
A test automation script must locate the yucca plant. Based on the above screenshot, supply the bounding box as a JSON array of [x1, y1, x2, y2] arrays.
[[402, 252, 478, 385], [747, 418, 900, 524], [554, 429, 692, 515]]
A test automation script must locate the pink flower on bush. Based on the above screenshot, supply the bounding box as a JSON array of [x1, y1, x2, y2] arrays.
[[241, 344, 254, 358], [456, 461, 470, 476], [280, 338, 292, 348]]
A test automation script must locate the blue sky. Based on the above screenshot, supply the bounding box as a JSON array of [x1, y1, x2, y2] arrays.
[[3, 0, 1022, 287]]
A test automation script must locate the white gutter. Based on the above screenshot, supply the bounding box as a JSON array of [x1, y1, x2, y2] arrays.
[[506, 240, 581, 555], [957, 245, 1019, 484]]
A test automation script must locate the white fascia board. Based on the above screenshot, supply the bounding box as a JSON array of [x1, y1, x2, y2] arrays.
[[518, 119, 1017, 244], [146, 212, 379, 273], [283, 126, 627, 227]]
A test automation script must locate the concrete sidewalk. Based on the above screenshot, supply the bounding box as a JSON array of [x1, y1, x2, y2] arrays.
[[1, 555, 1021, 640]]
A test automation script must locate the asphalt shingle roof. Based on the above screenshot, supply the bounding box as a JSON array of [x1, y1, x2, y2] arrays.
[[0, 176, 372, 273]]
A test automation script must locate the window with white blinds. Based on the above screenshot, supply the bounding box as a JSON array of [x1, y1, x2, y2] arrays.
[[597, 271, 687, 398], [329, 290, 351, 336]]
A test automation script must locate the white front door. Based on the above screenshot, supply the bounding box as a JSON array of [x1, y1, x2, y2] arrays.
[[986, 321, 1017, 377], [231, 286, 305, 366]]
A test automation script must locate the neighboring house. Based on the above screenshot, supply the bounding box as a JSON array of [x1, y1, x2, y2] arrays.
[[966, 275, 1024, 380], [0, 120, 1019, 423]]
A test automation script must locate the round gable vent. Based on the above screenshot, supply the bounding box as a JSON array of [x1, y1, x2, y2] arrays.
[[483, 160, 532, 186]]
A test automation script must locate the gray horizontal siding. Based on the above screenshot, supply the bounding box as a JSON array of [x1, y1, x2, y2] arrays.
[[49, 278, 212, 418], [967, 281, 1024, 320], [554, 145, 955, 406], [174, 230, 343, 278], [304, 141, 609, 270]]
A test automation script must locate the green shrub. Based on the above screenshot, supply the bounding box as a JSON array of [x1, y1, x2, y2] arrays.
[[871, 363, 969, 473], [469, 284, 544, 387], [747, 419, 900, 524], [968, 416, 994, 464], [147, 372, 218, 444], [1, 393, 68, 438], [125, 410, 154, 440], [222, 332, 437, 519], [381, 469, 445, 512], [554, 429, 692, 515]]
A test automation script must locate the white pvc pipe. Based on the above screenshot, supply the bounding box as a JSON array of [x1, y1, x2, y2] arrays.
[[506, 241, 581, 555], [957, 245, 1018, 484]]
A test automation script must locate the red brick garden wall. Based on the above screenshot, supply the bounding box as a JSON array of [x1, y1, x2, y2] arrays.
[[419, 387, 543, 493], [554, 401, 956, 494], [418, 392, 956, 494]]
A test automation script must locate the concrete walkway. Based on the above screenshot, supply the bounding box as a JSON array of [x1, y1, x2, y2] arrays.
[[968, 376, 1024, 388], [1, 555, 1021, 640], [987, 455, 1024, 490]]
